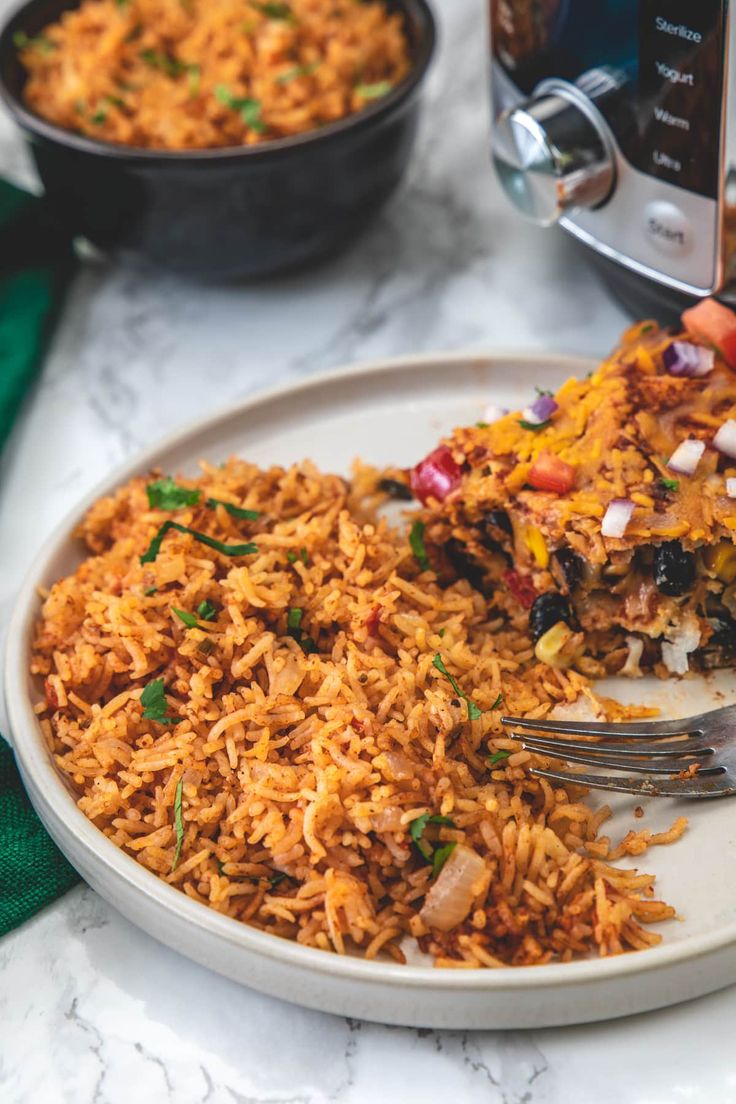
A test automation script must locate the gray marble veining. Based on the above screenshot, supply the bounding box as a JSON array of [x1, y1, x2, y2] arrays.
[[0, 0, 731, 1100]]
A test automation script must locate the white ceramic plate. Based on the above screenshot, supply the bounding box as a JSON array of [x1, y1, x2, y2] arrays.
[[6, 353, 736, 1030]]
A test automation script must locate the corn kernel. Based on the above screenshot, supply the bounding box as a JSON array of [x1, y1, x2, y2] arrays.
[[534, 622, 573, 669], [525, 526, 549, 569], [703, 541, 736, 582]]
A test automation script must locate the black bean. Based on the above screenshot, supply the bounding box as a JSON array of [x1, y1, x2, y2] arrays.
[[377, 477, 413, 501], [483, 509, 513, 536], [653, 541, 696, 597], [529, 592, 572, 644], [550, 547, 583, 591], [444, 538, 486, 591]]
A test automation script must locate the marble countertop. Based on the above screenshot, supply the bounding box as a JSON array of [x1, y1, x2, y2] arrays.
[[1, 0, 733, 1099]]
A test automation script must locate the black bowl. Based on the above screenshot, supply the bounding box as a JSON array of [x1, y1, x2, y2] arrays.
[[0, 0, 435, 279]]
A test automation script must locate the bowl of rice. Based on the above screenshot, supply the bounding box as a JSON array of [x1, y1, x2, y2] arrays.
[[0, 0, 435, 279]]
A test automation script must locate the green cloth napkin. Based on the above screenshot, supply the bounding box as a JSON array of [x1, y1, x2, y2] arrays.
[[0, 177, 79, 937]]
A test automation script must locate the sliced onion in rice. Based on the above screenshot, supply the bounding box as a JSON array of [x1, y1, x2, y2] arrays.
[[663, 341, 714, 378], [418, 844, 486, 932], [667, 438, 705, 474], [726, 477, 736, 499], [713, 419, 736, 459], [521, 394, 558, 425], [601, 498, 634, 539]]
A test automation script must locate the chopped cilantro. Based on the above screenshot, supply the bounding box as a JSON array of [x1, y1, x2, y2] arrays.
[[409, 813, 455, 862], [438, 627, 446, 638], [286, 607, 316, 653], [475, 421, 489, 429], [206, 497, 259, 521], [139, 48, 194, 79], [173, 607, 199, 629], [140, 677, 176, 725], [197, 599, 217, 621], [13, 31, 55, 53], [287, 547, 309, 566], [535, 387, 554, 397], [518, 419, 549, 431], [640, 322, 657, 334], [660, 477, 679, 492], [90, 111, 107, 125], [140, 521, 258, 564], [277, 62, 319, 84], [487, 749, 511, 768], [215, 85, 265, 132], [431, 841, 457, 878], [171, 778, 184, 870], [144, 586, 157, 596], [409, 519, 430, 571], [490, 693, 503, 710], [355, 80, 393, 100], [432, 654, 483, 721], [251, 1, 295, 19], [146, 477, 201, 511], [377, 477, 413, 501]]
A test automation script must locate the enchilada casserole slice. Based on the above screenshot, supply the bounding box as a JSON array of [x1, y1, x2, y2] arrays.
[[413, 301, 736, 677]]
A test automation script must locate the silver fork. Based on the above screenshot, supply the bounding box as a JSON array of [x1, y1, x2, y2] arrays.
[[500, 705, 736, 798]]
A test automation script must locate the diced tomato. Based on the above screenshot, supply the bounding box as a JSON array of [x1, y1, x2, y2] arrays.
[[410, 445, 463, 505], [44, 678, 59, 710], [681, 298, 736, 369], [528, 451, 576, 494], [503, 569, 537, 609], [365, 605, 382, 636]]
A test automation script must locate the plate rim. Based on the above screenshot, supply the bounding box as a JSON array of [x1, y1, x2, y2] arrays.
[[7, 348, 736, 995]]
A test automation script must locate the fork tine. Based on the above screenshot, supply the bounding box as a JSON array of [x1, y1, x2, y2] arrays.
[[519, 742, 711, 775], [530, 766, 732, 798], [506, 730, 713, 757], [501, 714, 703, 739]]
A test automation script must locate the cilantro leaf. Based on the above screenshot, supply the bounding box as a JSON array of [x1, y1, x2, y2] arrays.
[[518, 419, 549, 431], [487, 749, 511, 767], [172, 777, 184, 870], [146, 477, 201, 511], [251, 1, 295, 19], [355, 80, 393, 100], [431, 841, 457, 878], [438, 627, 446, 638], [139, 48, 193, 78], [432, 654, 483, 720], [13, 31, 55, 53], [197, 599, 217, 621], [409, 813, 455, 862], [140, 677, 176, 725], [140, 520, 258, 564], [206, 497, 259, 520], [173, 607, 199, 629], [409, 519, 429, 571], [144, 586, 157, 596], [287, 607, 303, 632], [660, 477, 679, 492], [215, 85, 265, 132], [475, 421, 489, 429], [287, 547, 309, 566], [277, 62, 319, 84]]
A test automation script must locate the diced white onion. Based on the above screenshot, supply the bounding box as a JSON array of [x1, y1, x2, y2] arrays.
[[483, 404, 508, 423], [620, 635, 644, 679], [661, 615, 701, 675], [601, 498, 635, 539], [667, 438, 705, 474], [714, 419, 736, 459], [726, 478, 736, 499], [418, 844, 486, 932]]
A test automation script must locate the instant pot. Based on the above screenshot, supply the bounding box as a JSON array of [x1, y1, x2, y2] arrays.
[[489, 0, 735, 320]]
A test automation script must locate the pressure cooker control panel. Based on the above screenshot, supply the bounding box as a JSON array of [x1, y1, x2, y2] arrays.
[[490, 0, 728, 294]]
